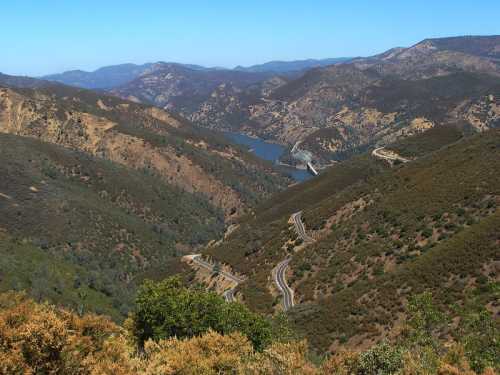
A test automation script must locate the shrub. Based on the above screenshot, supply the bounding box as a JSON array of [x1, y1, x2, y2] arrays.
[[403, 292, 447, 350], [458, 310, 500, 373], [141, 330, 252, 374], [129, 277, 273, 350], [0, 292, 122, 374], [248, 340, 319, 375], [41, 161, 58, 179], [357, 342, 403, 375], [0, 291, 497, 374], [322, 351, 360, 374]]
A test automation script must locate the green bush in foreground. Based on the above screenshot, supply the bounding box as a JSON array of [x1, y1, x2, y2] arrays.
[[129, 277, 273, 351], [0, 290, 498, 374]]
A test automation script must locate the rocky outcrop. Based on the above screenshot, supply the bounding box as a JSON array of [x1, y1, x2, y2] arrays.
[[108, 36, 500, 165], [0, 85, 288, 218]]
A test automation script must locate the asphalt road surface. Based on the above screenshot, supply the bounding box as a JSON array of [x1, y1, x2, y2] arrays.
[[274, 258, 294, 311], [372, 147, 410, 163], [291, 211, 315, 243], [188, 255, 243, 302]]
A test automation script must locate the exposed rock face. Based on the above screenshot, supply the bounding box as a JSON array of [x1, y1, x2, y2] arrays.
[[352, 42, 500, 80], [110, 36, 500, 164], [0, 84, 288, 218], [453, 93, 500, 131], [111, 64, 272, 114], [244, 72, 498, 162]]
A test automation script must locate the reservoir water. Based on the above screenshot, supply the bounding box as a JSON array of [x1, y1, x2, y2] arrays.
[[223, 132, 312, 182]]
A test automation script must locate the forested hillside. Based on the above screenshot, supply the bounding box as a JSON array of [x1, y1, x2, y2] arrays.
[[2, 1, 499, 371], [0, 76, 290, 319], [0, 134, 220, 318], [0, 78, 289, 217], [205, 127, 499, 352]]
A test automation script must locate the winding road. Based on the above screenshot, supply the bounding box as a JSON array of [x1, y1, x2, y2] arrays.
[[291, 211, 315, 243], [222, 288, 237, 302], [188, 211, 314, 309], [372, 147, 410, 163], [187, 254, 244, 302], [274, 258, 294, 311], [273, 211, 315, 311]]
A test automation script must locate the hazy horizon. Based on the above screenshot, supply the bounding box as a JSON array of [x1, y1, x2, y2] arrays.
[[2, 0, 499, 76]]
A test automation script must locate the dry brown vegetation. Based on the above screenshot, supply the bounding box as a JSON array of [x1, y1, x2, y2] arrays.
[[109, 37, 500, 164], [0, 80, 288, 320], [0, 291, 497, 374], [0, 83, 288, 218]]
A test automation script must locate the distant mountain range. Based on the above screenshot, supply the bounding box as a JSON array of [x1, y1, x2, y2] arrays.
[[234, 57, 353, 73], [0, 72, 50, 88], [41, 58, 352, 89], [109, 64, 276, 114], [1, 34, 499, 357], [20, 35, 500, 167], [41, 62, 220, 89], [106, 35, 500, 165], [42, 63, 157, 89]]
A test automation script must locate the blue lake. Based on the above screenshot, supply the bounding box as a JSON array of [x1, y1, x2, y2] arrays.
[[223, 132, 312, 182]]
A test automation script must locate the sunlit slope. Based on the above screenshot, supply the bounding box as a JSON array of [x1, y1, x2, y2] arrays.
[[206, 128, 499, 352], [0, 133, 215, 318]]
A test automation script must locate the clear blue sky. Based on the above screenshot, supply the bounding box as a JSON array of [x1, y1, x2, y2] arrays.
[[1, 0, 499, 76]]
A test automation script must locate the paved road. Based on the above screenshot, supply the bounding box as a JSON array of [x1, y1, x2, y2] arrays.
[[291, 211, 315, 243], [188, 255, 243, 302], [222, 288, 237, 302], [189, 212, 313, 309], [372, 147, 410, 163], [272, 211, 315, 311], [274, 258, 294, 311], [191, 255, 244, 283]]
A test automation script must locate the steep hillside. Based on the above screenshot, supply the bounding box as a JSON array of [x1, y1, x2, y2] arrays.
[[353, 35, 500, 79], [246, 70, 499, 163], [0, 79, 289, 218], [0, 76, 290, 318], [111, 64, 273, 113], [109, 36, 500, 167], [430, 35, 500, 56], [427, 35, 500, 59], [244, 34, 500, 162], [0, 133, 219, 318], [204, 128, 499, 352]]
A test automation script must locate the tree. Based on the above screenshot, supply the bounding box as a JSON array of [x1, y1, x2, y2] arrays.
[[357, 342, 403, 375], [129, 277, 273, 350], [400, 291, 448, 374], [458, 309, 500, 373], [404, 291, 447, 349]]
